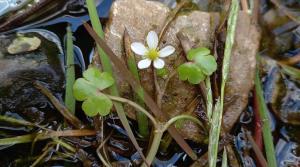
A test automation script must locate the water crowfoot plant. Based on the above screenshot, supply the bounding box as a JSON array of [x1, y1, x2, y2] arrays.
[[73, 66, 204, 166]]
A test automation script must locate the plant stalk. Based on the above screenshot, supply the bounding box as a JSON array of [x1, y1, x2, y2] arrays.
[[254, 68, 277, 167], [124, 30, 149, 137], [142, 129, 164, 167], [65, 25, 76, 114]]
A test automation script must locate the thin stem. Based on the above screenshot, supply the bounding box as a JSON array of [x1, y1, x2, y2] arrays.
[[205, 77, 213, 121], [124, 29, 149, 137], [65, 25, 76, 114], [142, 129, 164, 167], [97, 131, 113, 167], [255, 68, 277, 167], [156, 70, 177, 109], [105, 94, 158, 128], [52, 138, 76, 153], [163, 115, 204, 132], [0, 115, 49, 131], [30, 146, 53, 167]]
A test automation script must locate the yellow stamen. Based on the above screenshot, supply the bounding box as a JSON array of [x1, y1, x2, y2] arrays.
[[147, 49, 159, 60]]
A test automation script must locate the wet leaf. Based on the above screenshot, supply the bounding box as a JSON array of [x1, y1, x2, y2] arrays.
[[194, 54, 217, 75], [187, 47, 211, 61], [178, 63, 205, 84]]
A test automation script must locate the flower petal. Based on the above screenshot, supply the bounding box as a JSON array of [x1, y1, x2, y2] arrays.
[[146, 31, 158, 49], [138, 59, 151, 69], [153, 58, 165, 69], [159, 45, 175, 58], [131, 42, 148, 56]]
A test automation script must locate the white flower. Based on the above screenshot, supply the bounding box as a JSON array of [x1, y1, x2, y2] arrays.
[[131, 31, 175, 69]]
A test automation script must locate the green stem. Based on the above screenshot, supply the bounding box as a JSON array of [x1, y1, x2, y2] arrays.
[[209, 0, 239, 167], [52, 138, 76, 153], [65, 25, 76, 114], [205, 77, 213, 121], [163, 115, 205, 132], [142, 129, 164, 167], [255, 68, 277, 167], [125, 31, 149, 137], [106, 94, 158, 128], [142, 115, 203, 166], [85, 1, 148, 163]]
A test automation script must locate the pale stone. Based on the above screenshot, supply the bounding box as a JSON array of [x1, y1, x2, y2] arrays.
[[7, 36, 41, 54]]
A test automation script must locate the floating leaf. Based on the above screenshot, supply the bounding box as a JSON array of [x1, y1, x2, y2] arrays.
[[178, 63, 205, 84], [187, 47, 210, 61], [194, 54, 217, 75], [82, 95, 113, 116], [73, 67, 114, 116]]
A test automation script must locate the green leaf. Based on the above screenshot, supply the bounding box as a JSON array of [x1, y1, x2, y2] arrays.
[[73, 78, 97, 101], [83, 67, 114, 90], [178, 63, 205, 84], [187, 47, 210, 61], [156, 68, 168, 78], [73, 67, 114, 101], [73, 67, 115, 117], [82, 95, 113, 116], [194, 54, 217, 75]]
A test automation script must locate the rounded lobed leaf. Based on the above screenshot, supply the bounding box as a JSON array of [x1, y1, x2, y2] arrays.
[[83, 67, 114, 90], [82, 94, 113, 117], [178, 63, 205, 84], [187, 47, 210, 61], [194, 54, 217, 76], [73, 78, 97, 101]]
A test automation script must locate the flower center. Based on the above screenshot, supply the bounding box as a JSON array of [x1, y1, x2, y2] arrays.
[[147, 49, 159, 60]]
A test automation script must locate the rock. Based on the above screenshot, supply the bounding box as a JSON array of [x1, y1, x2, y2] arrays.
[[103, 0, 218, 142], [7, 36, 41, 54], [222, 12, 261, 132], [0, 30, 64, 124]]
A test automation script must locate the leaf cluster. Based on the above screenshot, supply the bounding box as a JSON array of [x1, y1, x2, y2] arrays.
[[73, 67, 114, 116], [178, 47, 217, 84]]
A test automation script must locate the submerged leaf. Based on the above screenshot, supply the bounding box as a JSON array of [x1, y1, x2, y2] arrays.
[[178, 63, 205, 84]]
